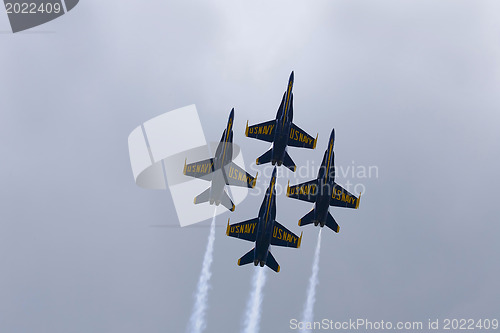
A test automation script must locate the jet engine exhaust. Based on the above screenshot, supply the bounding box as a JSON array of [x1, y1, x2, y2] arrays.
[[187, 209, 217, 333], [242, 267, 267, 333], [301, 229, 322, 333]]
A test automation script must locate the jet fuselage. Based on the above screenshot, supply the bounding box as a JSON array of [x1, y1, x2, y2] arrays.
[[313, 130, 336, 226], [271, 72, 294, 164], [209, 110, 234, 204], [253, 169, 278, 266]]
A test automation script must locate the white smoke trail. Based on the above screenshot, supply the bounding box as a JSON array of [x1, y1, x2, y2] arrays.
[[301, 229, 323, 333], [242, 267, 267, 333], [187, 209, 217, 333]]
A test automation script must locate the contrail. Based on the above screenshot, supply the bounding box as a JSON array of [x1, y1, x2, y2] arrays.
[[187, 209, 217, 333], [242, 267, 267, 333], [302, 229, 323, 333]]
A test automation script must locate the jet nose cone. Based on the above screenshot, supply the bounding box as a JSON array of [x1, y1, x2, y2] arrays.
[[289, 71, 294, 82], [227, 108, 234, 128], [330, 128, 335, 148]]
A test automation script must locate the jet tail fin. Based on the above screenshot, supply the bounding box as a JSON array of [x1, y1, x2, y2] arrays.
[[256, 148, 273, 165], [237, 248, 255, 266], [283, 151, 296, 172], [298, 209, 315, 227], [325, 211, 340, 233], [193, 188, 211, 205], [266, 251, 280, 273]]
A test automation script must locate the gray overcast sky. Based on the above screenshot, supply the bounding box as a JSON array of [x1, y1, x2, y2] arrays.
[[1, 1, 499, 332]]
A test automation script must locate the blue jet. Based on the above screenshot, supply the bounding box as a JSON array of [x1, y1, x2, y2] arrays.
[[245, 71, 317, 172], [183, 109, 257, 212], [286, 129, 360, 232], [226, 167, 302, 272]]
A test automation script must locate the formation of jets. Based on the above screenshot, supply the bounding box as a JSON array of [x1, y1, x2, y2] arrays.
[[183, 72, 360, 272]]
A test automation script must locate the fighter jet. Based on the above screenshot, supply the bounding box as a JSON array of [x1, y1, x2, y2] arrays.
[[226, 167, 302, 272], [286, 129, 360, 232], [183, 109, 257, 212], [245, 71, 317, 172]]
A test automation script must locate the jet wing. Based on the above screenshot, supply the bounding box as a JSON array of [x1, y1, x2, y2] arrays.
[[226, 218, 259, 242], [183, 158, 215, 180], [330, 182, 360, 209], [223, 162, 257, 188], [245, 120, 276, 143], [270, 221, 302, 248], [286, 179, 318, 203], [288, 123, 317, 149]]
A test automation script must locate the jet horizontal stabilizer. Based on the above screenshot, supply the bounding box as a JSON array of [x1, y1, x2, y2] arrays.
[[325, 212, 340, 233], [237, 248, 255, 266], [220, 190, 235, 212], [256, 148, 273, 165], [283, 151, 297, 172], [193, 188, 211, 205], [298, 209, 315, 227], [266, 251, 280, 273]]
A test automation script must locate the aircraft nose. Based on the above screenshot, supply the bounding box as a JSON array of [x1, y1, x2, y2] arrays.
[[329, 129, 335, 148], [271, 166, 277, 181], [227, 109, 234, 129], [289, 71, 294, 83]]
